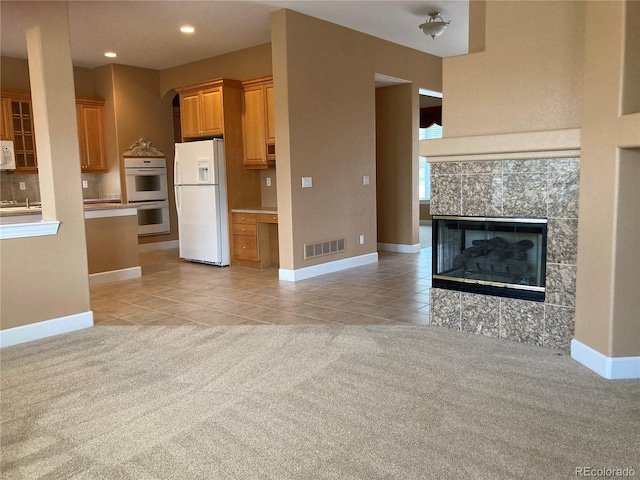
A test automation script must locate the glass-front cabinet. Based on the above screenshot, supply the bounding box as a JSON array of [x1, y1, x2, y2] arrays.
[[10, 96, 38, 171], [0, 92, 38, 172]]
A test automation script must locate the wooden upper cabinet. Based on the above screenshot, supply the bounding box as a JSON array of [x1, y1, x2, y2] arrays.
[[176, 79, 242, 139], [3, 92, 38, 172], [76, 98, 107, 173], [0, 91, 108, 173], [241, 77, 274, 169], [0, 97, 12, 141], [265, 83, 275, 145], [242, 85, 267, 168], [179, 92, 203, 138], [201, 88, 224, 135]]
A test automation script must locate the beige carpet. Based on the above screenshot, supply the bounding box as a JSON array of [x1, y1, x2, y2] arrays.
[[1, 324, 638, 479]]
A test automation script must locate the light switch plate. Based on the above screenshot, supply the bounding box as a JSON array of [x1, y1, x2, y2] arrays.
[[266, 177, 272, 187], [302, 177, 313, 188], [359, 234, 365, 245], [363, 175, 369, 185], [82, 180, 88, 189], [19, 182, 26, 191]]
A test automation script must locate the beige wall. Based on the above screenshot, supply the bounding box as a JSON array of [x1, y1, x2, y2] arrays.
[[159, 43, 272, 97], [419, 202, 432, 222], [1, 3, 90, 331], [443, 1, 585, 138], [1, 55, 97, 98], [260, 169, 278, 207], [621, 0, 639, 115], [376, 84, 418, 246], [575, 0, 639, 358], [468, 0, 486, 54], [611, 148, 640, 355], [271, 10, 441, 270]]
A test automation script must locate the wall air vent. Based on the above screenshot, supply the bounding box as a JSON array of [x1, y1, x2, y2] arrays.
[[304, 238, 345, 260]]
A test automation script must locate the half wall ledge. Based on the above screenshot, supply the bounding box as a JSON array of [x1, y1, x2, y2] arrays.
[[0, 220, 60, 240], [419, 128, 581, 162]]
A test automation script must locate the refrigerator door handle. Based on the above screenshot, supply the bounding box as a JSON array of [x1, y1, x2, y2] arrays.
[[175, 187, 180, 211], [174, 159, 180, 185]]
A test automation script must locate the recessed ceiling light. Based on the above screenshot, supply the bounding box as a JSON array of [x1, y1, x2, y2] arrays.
[[180, 25, 195, 34], [104, 52, 117, 58]]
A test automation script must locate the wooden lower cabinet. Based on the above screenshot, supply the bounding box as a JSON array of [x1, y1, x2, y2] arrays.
[[231, 211, 278, 267], [232, 213, 258, 261], [233, 234, 258, 261]]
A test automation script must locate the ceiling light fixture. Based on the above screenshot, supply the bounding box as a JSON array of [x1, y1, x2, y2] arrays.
[[419, 12, 450, 39], [180, 25, 195, 34], [104, 52, 117, 58]]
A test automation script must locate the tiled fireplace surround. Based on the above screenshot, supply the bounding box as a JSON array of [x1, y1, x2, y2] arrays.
[[429, 157, 580, 351]]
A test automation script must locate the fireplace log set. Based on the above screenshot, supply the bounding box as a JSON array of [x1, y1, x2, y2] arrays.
[[452, 237, 534, 284]]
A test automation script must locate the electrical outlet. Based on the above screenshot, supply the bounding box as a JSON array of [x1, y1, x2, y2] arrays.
[[302, 177, 312, 188], [19, 182, 26, 191], [359, 234, 365, 245], [266, 177, 271, 187], [363, 175, 369, 185], [82, 180, 89, 189]]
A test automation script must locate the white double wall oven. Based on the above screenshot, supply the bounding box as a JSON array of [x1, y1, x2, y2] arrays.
[[124, 156, 170, 235]]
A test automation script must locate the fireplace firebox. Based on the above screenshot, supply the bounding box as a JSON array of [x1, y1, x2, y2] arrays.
[[432, 216, 547, 302]]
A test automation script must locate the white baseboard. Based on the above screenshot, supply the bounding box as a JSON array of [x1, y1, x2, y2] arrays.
[[0, 311, 93, 348], [571, 339, 640, 379], [377, 243, 421, 254], [89, 266, 142, 286], [138, 240, 179, 253], [279, 252, 378, 282]]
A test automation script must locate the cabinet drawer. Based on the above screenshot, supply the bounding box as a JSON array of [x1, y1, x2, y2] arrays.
[[232, 213, 256, 225], [233, 223, 257, 236], [233, 234, 258, 261], [256, 213, 278, 224]]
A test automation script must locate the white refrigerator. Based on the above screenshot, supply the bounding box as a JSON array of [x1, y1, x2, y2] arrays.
[[174, 139, 229, 266]]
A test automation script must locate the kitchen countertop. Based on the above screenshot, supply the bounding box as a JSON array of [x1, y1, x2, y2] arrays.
[[84, 202, 135, 212], [231, 207, 278, 215], [0, 202, 136, 220]]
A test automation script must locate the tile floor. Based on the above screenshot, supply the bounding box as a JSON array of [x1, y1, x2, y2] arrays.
[[91, 246, 433, 328]]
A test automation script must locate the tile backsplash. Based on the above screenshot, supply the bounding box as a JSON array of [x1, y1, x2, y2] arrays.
[[0, 172, 103, 203]]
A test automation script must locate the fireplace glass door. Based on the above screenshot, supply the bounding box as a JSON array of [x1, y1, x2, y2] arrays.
[[432, 216, 547, 301]]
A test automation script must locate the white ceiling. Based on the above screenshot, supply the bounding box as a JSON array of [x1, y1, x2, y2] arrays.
[[0, 0, 469, 71]]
